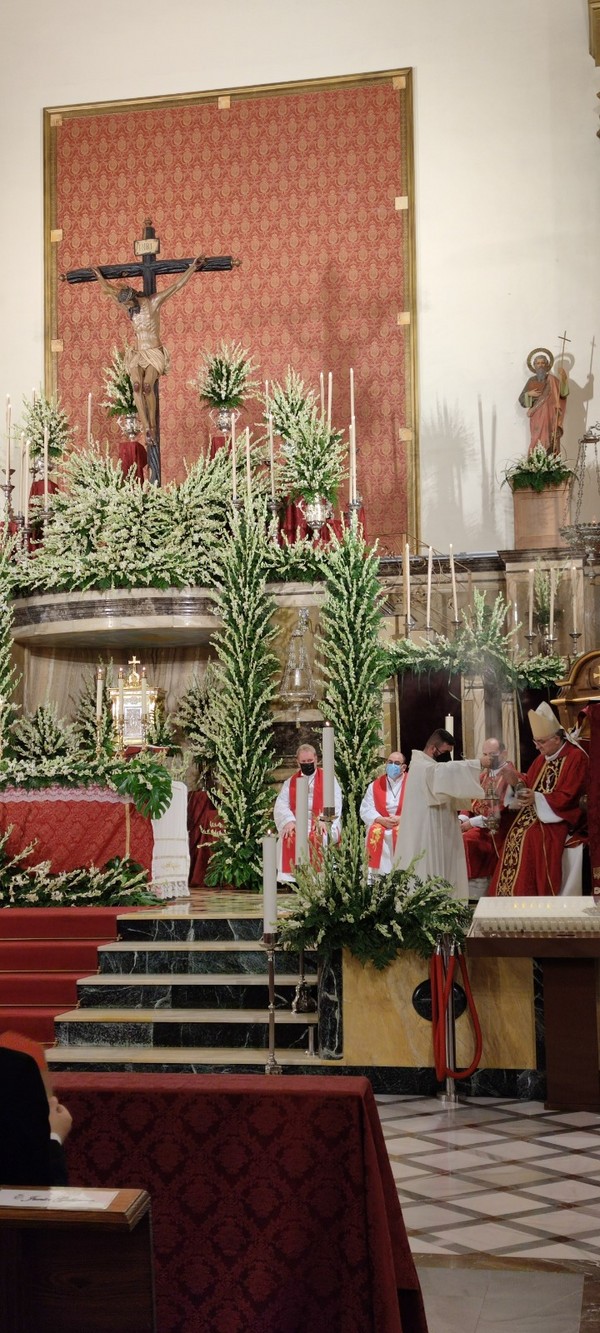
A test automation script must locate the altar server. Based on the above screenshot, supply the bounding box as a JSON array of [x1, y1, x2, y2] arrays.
[[393, 729, 484, 900], [274, 743, 342, 884]]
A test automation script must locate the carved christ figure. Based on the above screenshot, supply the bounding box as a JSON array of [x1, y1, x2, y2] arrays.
[[93, 258, 204, 445]]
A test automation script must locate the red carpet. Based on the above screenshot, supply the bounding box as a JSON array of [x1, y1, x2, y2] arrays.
[[0, 907, 124, 1045]]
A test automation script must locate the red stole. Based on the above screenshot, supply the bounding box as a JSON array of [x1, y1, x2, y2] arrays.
[[367, 775, 406, 870], [281, 768, 325, 874]]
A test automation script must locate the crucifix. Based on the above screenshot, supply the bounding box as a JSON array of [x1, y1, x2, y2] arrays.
[[61, 219, 240, 484]]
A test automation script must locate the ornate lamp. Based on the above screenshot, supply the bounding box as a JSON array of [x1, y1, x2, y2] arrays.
[[279, 610, 316, 726], [560, 423, 600, 565], [107, 656, 163, 749]]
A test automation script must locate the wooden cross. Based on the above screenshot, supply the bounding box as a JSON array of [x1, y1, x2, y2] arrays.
[[61, 219, 240, 483]]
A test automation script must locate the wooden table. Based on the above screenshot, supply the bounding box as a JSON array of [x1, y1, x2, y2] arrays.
[[467, 934, 600, 1112], [0, 1187, 155, 1333]]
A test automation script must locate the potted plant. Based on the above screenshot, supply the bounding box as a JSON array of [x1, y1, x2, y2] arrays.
[[265, 369, 316, 441], [101, 346, 139, 440], [193, 341, 259, 432], [19, 393, 74, 472], [503, 445, 574, 549], [279, 404, 346, 534]]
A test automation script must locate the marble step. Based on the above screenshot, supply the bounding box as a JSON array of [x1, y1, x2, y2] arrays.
[[98, 941, 315, 976], [54, 1006, 318, 1050], [77, 973, 318, 1010], [117, 913, 265, 944], [47, 1044, 331, 1073]]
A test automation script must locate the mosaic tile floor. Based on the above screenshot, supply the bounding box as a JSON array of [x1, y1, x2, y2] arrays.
[[377, 1096, 600, 1329]]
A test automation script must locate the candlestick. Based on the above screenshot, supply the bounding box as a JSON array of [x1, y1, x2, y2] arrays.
[[527, 567, 534, 637], [262, 833, 278, 935], [268, 414, 275, 500], [23, 437, 30, 529], [87, 392, 92, 445], [96, 666, 104, 723], [426, 545, 433, 628], [549, 567, 555, 641], [449, 544, 458, 622], [404, 541, 411, 629], [43, 425, 49, 510], [319, 371, 325, 419], [350, 366, 355, 423], [231, 415, 237, 503], [245, 427, 252, 501], [295, 775, 309, 866], [322, 722, 335, 811], [327, 372, 332, 430], [571, 563, 578, 636]]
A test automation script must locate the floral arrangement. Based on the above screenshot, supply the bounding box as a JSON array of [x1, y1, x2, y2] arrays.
[[19, 392, 74, 462], [279, 404, 346, 504], [0, 832, 154, 908], [503, 444, 574, 493], [277, 808, 472, 970], [101, 346, 137, 417], [266, 369, 316, 441], [174, 665, 220, 788], [193, 340, 259, 409]]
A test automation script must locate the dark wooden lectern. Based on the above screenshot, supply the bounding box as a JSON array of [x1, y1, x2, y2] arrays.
[[467, 934, 600, 1113], [0, 1187, 155, 1332]]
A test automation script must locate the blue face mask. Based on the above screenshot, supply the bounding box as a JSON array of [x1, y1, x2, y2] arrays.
[[386, 762, 402, 780]]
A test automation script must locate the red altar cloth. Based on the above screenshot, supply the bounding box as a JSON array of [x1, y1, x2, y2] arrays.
[[54, 1073, 428, 1333], [0, 786, 153, 873]]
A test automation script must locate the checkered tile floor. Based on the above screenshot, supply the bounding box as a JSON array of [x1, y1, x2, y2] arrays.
[[377, 1096, 600, 1263]]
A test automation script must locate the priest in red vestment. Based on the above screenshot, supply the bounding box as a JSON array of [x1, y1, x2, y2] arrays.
[[360, 751, 407, 876], [459, 737, 513, 887], [274, 743, 342, 883], [488, 703, 588, 897]]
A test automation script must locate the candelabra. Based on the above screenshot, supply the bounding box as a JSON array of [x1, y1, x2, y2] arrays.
[[262, 930, 283, 1076]]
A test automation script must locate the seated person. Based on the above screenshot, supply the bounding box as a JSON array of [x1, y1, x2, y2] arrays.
[[274, 742, 342, 883], [459, 737, 512, 894], [360, 751, 407, 877], [0, 1044, 71, 1186]]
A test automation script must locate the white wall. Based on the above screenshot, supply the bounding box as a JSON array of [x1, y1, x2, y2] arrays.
[[1, 0, 598, 552]]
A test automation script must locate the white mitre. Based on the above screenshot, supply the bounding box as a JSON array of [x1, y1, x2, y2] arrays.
[[528, 701, 561, 740]]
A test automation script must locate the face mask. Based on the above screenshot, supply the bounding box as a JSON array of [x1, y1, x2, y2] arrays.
[[386, 762, 402, 780], [300, 761, 315, 776], [434, 750, 450, 763]]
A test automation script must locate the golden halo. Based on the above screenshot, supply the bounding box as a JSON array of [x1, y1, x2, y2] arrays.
[[526, 347, 554, 373]]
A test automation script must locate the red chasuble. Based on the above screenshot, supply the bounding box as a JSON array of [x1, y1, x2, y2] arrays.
[[462, 767, 512, 880], [281, 768, 326, 875], [488, 742, 588, 897], [366, 775, 406, 870]]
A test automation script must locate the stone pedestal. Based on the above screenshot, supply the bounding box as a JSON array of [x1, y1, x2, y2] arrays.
[[512, 482, 570, 549]]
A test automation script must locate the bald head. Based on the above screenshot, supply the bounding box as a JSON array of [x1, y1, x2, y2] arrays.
[[480, 738, 506, 770]]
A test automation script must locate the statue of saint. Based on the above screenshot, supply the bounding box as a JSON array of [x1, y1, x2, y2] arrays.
[[93, 257, 204, 450], [518, 347, 569, 455]]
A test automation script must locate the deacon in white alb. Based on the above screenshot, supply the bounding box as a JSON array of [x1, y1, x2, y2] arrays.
[[393, 728, 484, 900]]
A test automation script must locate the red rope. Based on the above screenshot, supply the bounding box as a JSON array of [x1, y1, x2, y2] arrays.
[[429, 945, 483, 1082]]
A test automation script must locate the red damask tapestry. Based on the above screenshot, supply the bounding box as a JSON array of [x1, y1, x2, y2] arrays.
[[50, 74, 415, 551]]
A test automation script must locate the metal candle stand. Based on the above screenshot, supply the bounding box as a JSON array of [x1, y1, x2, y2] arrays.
[[262, 930, 283, 1076]]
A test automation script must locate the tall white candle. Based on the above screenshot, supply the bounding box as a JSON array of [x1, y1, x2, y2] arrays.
[[322, 722, 335, 810], [571, 563, 578, 636], [96, 666, 104, 722], [5, 398, 11, 488], [350, 366, 355, 422], [349, 419, 357, 505], [295, 775, 309, 866], [262, 834, 278, 935], [43, 425, 49, 509], [23, 437, 30, 528], [327, 372, 333, 430], [141, 668, 148, 719], [264, 380, 269, 414], [319, 371, 325, 419], [245, 427, 252, 501], [426, 546, 433, 627], [445, 714, 454, 736], [231, 415, 237, 503], [87, 392, 92, 445], [404, 542, 411, 627], [118, 667, 125, 724], [268, 414, 275, 500], [549, 567, 555, 640], [449, 544, 458, 622], [528, 567, 534, 636]]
